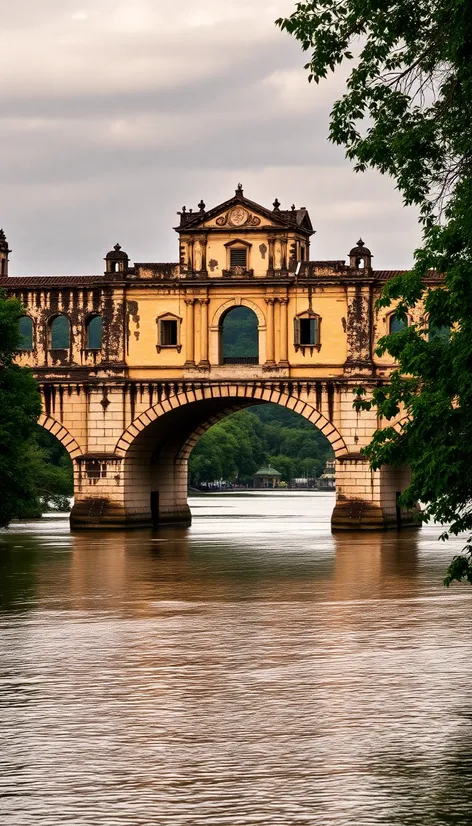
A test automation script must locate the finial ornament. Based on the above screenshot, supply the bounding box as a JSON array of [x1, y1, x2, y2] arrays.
[[236, 183, 244, 196], [357, 238, 364, 247], [291, 204, 296, 211], [114, 243, 121, 252], [198, 200, 206, 212], [273, 198, 281, 211]]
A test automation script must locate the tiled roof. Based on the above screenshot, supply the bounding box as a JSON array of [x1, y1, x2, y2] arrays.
[[310, 260, 347, 267], [0, 275, 103, 288], [373, 269, 408, 279], [373, 269, 442, 281]]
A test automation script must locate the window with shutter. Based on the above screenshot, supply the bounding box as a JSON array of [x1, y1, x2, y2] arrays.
[[160, 319, 178, 346], [294, 313, 321, 351], [230, 248, 247, 268], [300, 317, 318, 346]]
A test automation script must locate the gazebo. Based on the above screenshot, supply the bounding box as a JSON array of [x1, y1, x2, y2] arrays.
[[253, 466, 282, 489], [318, 459, 336, 490]]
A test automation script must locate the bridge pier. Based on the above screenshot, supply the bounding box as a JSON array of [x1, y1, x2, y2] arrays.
[[70, 447, 193, 530], [331, 455, 420, 531]]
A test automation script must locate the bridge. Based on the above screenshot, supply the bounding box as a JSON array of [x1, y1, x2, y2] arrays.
[[0, 187, 434, 530]]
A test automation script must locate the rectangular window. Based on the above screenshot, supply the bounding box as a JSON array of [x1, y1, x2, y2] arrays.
[[160, 319, 178, 346], [230, 248, 247, 268], [299, 317, 318, 346]]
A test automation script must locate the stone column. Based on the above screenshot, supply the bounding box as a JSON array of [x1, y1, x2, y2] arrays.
[[265, 298, 275, 366], [184, 298, 195, 366], [278, 298, 289, 366], [199, 299, 210, 367]]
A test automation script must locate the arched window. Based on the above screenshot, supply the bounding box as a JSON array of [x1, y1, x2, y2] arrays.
[[389, 313, 408, 334], [18, 316, 33, 350], [220, 306, 259, 364], [50, 315, 70, 349], [86, 315, 102, 350]]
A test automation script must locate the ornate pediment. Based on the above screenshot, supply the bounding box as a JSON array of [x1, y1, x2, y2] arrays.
[[175, 187, 314, 236]]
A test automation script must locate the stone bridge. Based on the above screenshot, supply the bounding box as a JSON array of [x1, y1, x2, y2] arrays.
[[0, 188, 436, 529]]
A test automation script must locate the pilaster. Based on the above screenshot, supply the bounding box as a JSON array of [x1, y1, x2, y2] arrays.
[[278, 298, 289, 367], [264, 297, 276, 367], [198, 298, 210, 367], [184, 298, 195, 367]]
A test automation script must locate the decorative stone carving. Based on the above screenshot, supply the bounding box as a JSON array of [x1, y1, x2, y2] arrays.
[[274, 242, 282, 270], [194, 241, 202, 272], [247, 214, 261, 226], [216, 210, 261, 228], [229, 207, 249, 226]]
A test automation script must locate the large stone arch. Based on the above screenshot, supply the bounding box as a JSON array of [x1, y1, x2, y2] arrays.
[[108, 383, 348, 528], [115, 383, 348, 456], [37, 413, 83, 459]]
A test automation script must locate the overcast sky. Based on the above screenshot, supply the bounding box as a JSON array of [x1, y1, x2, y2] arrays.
[[1, 0, 421, 275]]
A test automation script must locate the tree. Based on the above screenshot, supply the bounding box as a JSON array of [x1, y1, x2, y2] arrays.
[[277, 1, 472, 583], [0, 290, 42, 527], [189, 405, 333, 487]]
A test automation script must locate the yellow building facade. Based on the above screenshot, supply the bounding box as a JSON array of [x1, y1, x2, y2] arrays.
[[0, 188, 437, 529]]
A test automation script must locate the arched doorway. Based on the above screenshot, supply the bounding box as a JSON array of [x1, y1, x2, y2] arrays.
[[220, 306, 259, 365]]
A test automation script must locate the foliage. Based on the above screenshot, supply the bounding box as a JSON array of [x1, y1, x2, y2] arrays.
[[222, 307, 258, 358], [0, 290, 42, 527], [189, 405, 332, 485], [21, 428, 74, 516], [277, 0, 472, 584]]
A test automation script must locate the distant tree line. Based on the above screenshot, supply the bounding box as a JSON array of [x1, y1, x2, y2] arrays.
[[189, 404, 333, 486]]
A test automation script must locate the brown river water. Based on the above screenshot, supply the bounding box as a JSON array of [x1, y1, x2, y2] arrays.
[[1, 491, 472, 826]]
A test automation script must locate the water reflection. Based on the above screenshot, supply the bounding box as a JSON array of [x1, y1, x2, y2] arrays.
[[1, 492, 472, 825]]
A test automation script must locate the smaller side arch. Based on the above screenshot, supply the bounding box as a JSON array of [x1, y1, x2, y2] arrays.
[[38, 413, 83, 459]]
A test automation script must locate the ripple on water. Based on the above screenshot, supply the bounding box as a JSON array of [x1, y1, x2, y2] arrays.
[[1, 493, 472, 825]]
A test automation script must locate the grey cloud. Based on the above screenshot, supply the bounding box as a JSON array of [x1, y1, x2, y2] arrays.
[[0, 0, 421, 275]]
